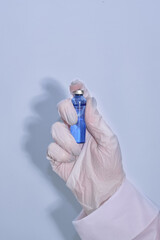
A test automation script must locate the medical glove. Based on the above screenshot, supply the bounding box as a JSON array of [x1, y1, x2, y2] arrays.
[[47, 80, 125, 215]]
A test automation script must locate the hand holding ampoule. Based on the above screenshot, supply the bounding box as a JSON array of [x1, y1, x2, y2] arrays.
[[47, 80, 125, 215]]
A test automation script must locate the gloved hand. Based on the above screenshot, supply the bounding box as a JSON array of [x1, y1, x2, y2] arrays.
[[47, 80, 125, 215]]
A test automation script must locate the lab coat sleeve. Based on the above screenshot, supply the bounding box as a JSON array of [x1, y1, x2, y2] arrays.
[[72, 178, 160, 240]]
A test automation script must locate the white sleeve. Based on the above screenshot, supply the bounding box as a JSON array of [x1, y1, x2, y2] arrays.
[[72, 178, 160, 240]]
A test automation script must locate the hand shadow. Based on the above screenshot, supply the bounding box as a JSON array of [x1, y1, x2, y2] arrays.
[[21, 78, 81, 240]]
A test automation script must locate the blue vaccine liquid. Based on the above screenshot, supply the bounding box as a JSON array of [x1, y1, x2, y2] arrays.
[[70, 90, 86, 144]]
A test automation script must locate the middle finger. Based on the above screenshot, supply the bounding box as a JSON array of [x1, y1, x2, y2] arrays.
[[51, 121, 82, 156]]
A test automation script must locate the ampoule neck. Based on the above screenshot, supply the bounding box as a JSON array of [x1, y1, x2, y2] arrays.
[[74, 94, 83, 97]]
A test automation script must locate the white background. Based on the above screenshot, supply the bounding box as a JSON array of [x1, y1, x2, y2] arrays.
[[0, 0, 160, 239]]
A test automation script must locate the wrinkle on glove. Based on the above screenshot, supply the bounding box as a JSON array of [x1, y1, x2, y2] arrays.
[[47, 80, 125, 215]]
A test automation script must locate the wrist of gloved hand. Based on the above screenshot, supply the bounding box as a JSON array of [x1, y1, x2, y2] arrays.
[[84, 177, 125, 216], [66, 158, 125, 216]]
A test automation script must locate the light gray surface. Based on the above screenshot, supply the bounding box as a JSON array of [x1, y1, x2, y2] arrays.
[[0, 0, 160, 239]]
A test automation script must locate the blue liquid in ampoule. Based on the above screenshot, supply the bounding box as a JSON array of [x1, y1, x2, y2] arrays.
[[70, 90, 86, 144]]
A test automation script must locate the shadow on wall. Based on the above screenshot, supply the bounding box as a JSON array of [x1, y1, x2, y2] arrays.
[[22, 78, 81, 240]]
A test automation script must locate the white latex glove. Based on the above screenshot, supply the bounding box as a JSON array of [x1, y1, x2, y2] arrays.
[[47, 80, 125, 215]]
